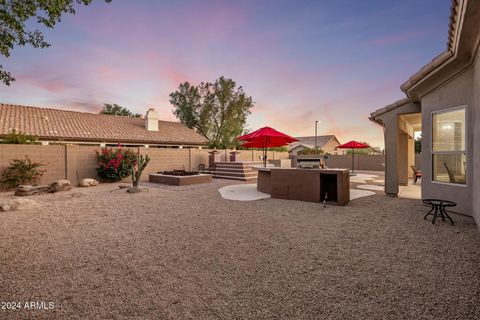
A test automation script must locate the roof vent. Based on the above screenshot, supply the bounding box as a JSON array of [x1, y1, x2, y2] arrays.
[[145, 108, 159, 131]]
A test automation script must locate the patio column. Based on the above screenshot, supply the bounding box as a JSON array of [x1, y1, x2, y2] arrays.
[[382, 116, 399, 196]]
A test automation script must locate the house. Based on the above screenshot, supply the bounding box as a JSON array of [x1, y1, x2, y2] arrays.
[[0, 104, 207, 147], [370, 0, 479, 223], [288, 135, 344, 155]]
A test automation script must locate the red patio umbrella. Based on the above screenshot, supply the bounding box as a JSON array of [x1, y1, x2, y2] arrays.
[[337, 140, 370, 174], [238, 127, 298, 167]]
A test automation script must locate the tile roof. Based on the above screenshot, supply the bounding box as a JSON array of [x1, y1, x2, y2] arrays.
[[0, 104, 207, 145], [289, 135, 337, 150]]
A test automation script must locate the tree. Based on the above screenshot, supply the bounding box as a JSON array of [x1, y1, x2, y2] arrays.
[[170, 76, 254, 148], [415, 137, 422, 154], [100, 104, 142, 118], [1, 129, 38, 144], [0, 0, 111, 85]]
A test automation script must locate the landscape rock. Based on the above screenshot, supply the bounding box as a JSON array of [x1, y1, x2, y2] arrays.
[[78, 178, 99, 187], [118, 184, 130, 189], [0, 198, 39, 212], [49, 179, 72, 193], [126, 186, 141, 193], [15, 185, 51, 196]]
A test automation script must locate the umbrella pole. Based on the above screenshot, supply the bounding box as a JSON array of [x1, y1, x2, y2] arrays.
[[352, 148, 355, 173], [264, 136, 267, 167]]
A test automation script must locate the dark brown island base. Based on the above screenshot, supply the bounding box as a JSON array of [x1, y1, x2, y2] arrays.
[[149, 173, 212, 186], [257, 168, 350, 205]]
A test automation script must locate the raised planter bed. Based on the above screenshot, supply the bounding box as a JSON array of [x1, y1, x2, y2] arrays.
[[149, 172, 212, 186]]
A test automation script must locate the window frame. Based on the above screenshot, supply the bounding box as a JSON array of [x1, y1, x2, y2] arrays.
[[431, 105, 467, 186]]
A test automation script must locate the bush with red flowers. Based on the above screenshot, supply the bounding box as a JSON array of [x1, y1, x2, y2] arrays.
[[95, 146, 137, 181]]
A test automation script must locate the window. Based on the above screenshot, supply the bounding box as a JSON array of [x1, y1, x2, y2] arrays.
[[432, 107, 466, 185]]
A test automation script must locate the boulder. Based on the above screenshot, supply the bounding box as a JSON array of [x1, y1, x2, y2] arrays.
[[78, 178, 99, 187], [49, 179, 72, 193], [0, 198, 39, 212], [118, 184, 130, 189], [15, 185, 51, 196]]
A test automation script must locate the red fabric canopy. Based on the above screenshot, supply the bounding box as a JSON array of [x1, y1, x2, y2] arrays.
[[240, 136, 296, 148], [238, 126, 298, 146], [337, 140, 370, 149], [238, 126, 298, 167]]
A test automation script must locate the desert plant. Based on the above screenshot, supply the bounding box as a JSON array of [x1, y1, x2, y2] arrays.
[[128, 154, 151, 193], [297, 148, 325, 156], [95, 146, 137, 181], [0, 157, 45, 189], [1, 129, 38, 144]]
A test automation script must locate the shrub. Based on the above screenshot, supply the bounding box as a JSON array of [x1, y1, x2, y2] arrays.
[[1, 129, 39, 144], [0, 158, 45, 189], [95, 146, 137, 181], [297, 148, 325, 156]]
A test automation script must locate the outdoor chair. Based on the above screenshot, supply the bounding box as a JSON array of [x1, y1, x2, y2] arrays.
[[410, 165, 422, 184], [443, 162, 465, 184], [197, 163, 206, 173]]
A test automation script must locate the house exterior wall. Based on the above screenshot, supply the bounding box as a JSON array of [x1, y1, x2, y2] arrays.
[[472, 48, 480, 224], [322, 139, 341, 154], [397, 132, 409, 185], [375, 102, 421, 196], [421, 67, 474, 215]]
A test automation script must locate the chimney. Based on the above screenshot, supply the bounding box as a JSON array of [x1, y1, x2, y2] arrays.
[[145, 108, 159, 131]]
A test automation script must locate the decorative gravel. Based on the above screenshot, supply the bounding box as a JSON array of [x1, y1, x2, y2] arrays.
[[1, 181, 479, 319]]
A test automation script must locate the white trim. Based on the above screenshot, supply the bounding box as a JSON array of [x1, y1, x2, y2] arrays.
[[430, 105, 467, 186]]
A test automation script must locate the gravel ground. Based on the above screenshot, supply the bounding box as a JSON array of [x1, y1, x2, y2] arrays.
[[0, 179, 479, 320]]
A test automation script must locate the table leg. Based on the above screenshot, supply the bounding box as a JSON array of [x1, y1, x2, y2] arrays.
[[432, 205, 439, 224], [439, 207, 446, 221], [441, 207, 454, 226], [424, 206, 434, 220]]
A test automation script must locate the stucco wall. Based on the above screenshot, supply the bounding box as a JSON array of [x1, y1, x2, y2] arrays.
[[0, 145, 289, 188], [421, 68, 473, 215], [0, 145, 66, 185], [472, 48, 480, 225], [322, 138, 341, 154]]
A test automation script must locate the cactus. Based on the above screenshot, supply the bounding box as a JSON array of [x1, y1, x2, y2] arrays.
[[127, 153, 150, 193]]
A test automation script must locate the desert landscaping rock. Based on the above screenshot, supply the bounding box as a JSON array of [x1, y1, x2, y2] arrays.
[[118, 184, 130, 189], [14, 184, 51, 196], [78, 178, 99, 187], [0, 198, 39, 212], [127, 186, 141, 193], [0, 180, 479, 319], [49, 179, 73, 192]]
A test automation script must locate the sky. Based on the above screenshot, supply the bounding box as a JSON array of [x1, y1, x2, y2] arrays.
[[0, 0, 452, 148]]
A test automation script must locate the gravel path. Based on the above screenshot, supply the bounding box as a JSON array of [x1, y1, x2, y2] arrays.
[[1, 180, 479, 319]]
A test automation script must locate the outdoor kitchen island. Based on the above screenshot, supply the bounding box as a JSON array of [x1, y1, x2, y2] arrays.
[[256, 167, 350, 205]]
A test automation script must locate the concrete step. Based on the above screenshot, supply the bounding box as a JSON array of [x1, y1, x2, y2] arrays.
[[215, 168, 259, 173], [214, 171, 258, 177], [214, 175, 257, 181]]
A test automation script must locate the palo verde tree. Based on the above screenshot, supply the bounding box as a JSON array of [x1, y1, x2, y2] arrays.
[[0, 0, 111, 85], [100, 104, 142, 118], [169, 76, 254, 149]]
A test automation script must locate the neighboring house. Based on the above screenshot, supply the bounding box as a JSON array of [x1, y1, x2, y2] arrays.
[[370, 0, 479, 223], [0, 104, 207, 147], [288, 135, 344, 155]]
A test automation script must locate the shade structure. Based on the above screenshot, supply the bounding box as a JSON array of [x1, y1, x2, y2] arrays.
[[337, 140, 370, 174], [238, 127, 298, 167]]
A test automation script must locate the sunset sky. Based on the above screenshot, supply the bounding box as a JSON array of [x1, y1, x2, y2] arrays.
[[0, 0, 451, 148]]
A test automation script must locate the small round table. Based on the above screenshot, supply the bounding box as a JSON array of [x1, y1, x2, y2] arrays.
[[422, 199, 456, 225]]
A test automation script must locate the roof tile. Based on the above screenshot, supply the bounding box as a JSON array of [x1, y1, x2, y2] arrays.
[[0, 104, 207, 145]]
